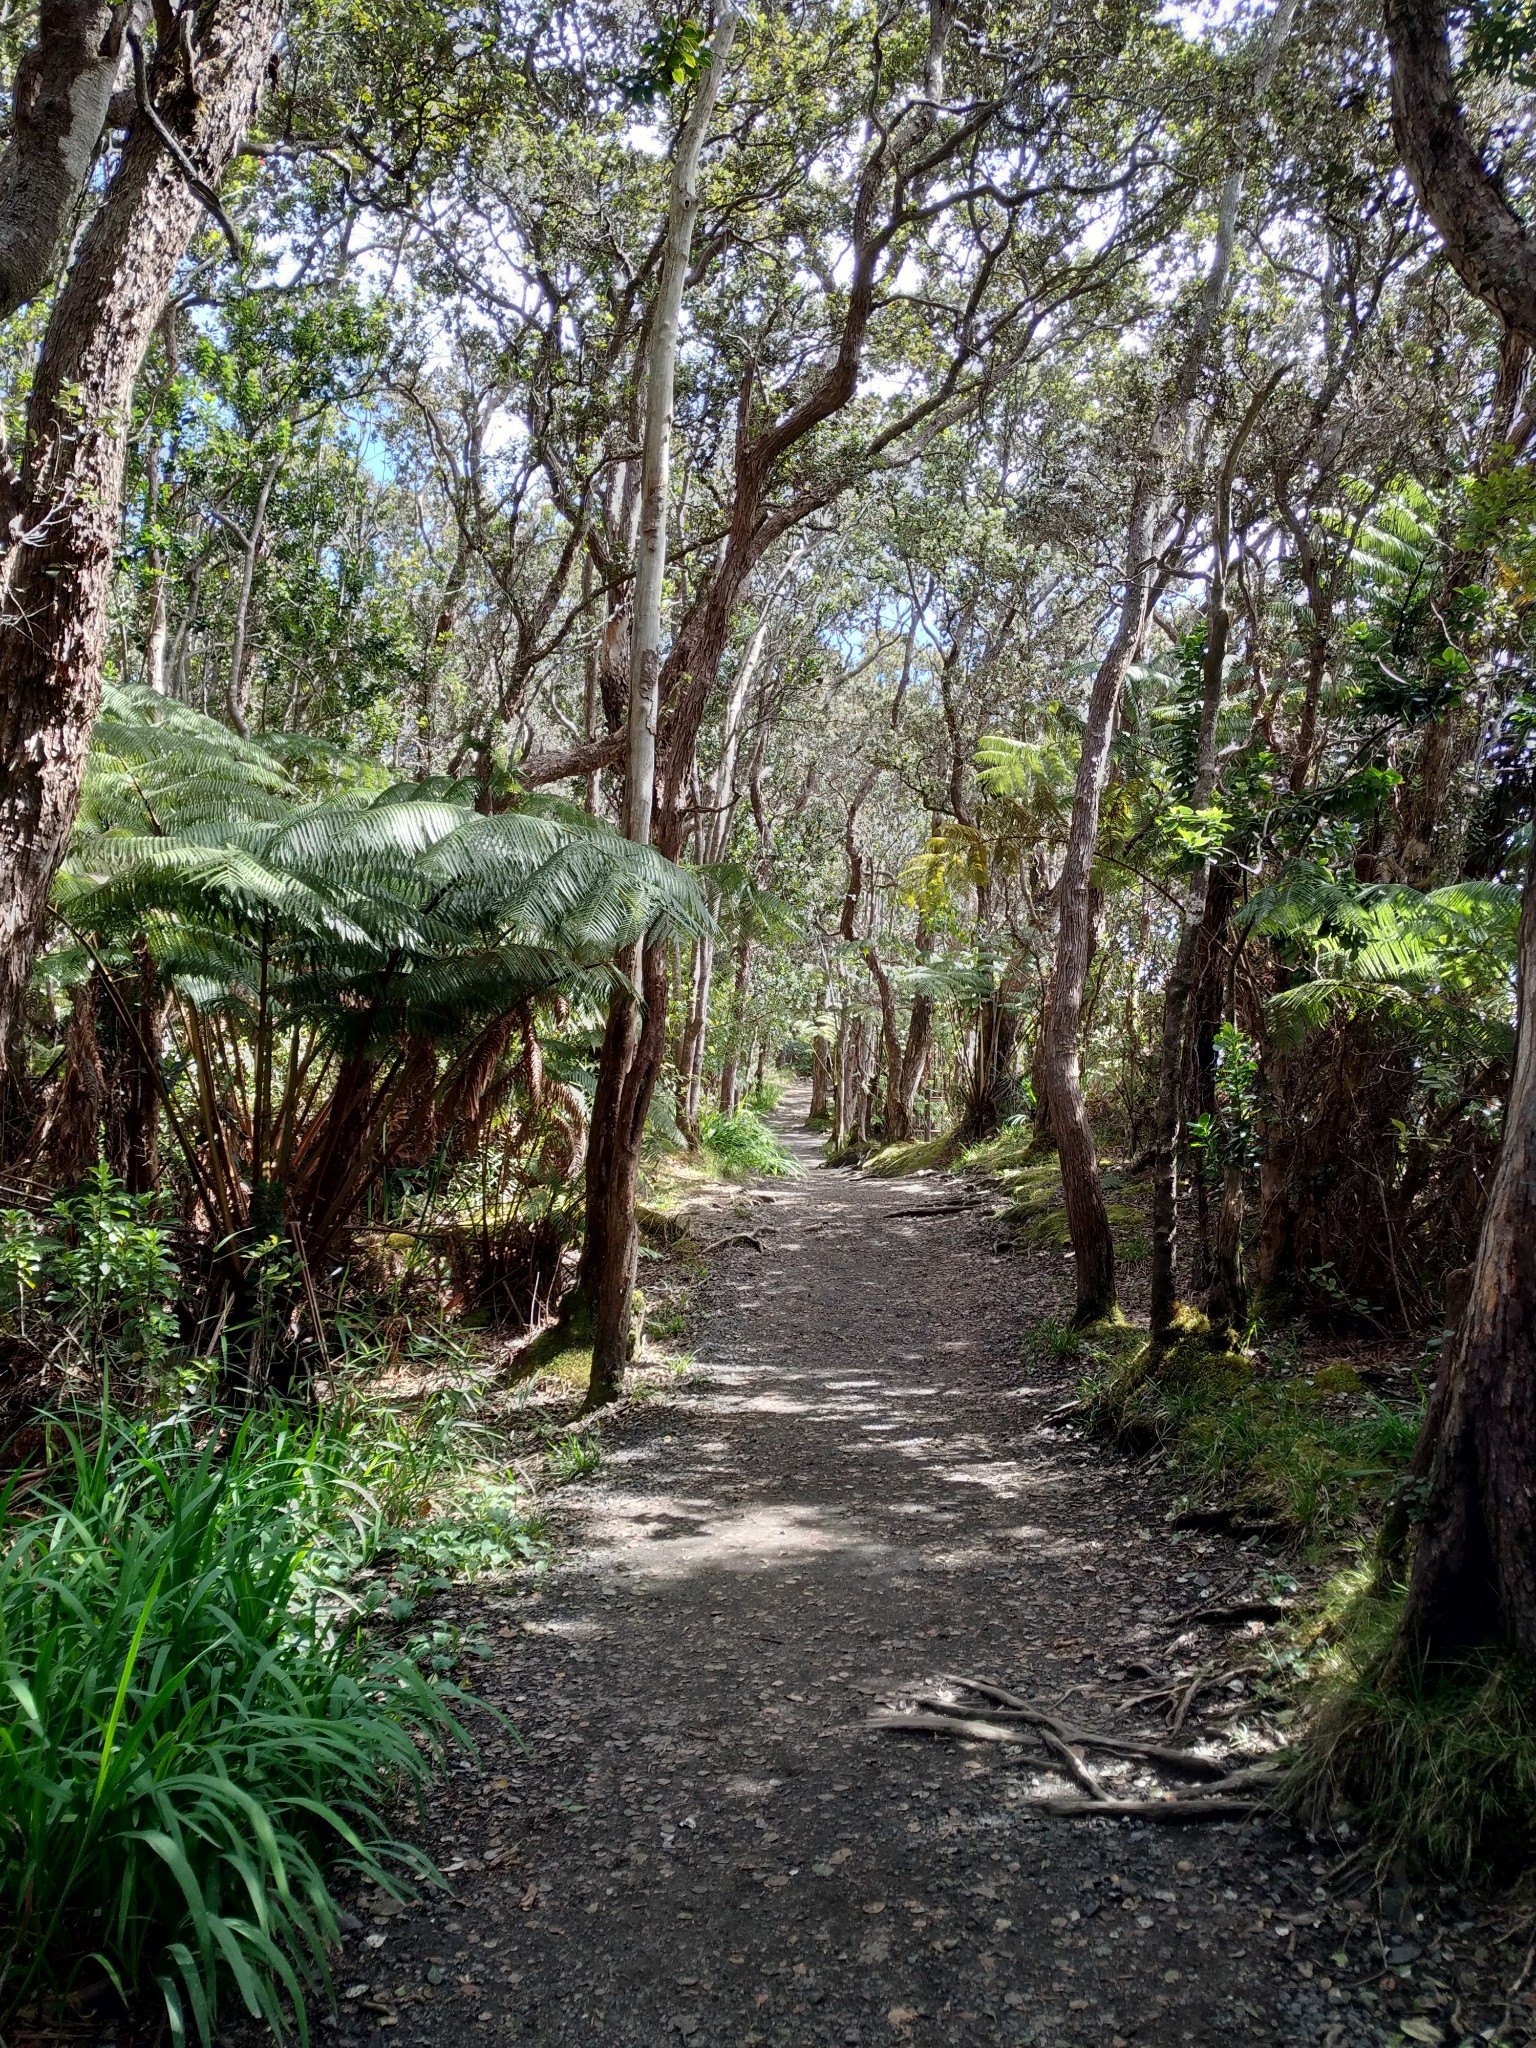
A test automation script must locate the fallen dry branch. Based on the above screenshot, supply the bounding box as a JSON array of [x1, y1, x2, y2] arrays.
[[1187, 1601, 1289, 1626], [884, 1200, 989, 1220], [868, 1710, 1029, 1744], [1025, 1795, 1261, 1822]]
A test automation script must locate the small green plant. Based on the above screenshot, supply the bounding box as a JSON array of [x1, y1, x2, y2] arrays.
[[1028, 1315, 1083, 1362], [0, 1211, 44, 1337], [541, 1425, 602, 1483], [0, 1407, 476, 2045], [0, 1168, 180, 1377], [698, 1105, 799, 1179]]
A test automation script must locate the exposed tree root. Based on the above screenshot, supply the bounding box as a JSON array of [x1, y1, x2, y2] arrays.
[[867, 1671, 1287, 1825]]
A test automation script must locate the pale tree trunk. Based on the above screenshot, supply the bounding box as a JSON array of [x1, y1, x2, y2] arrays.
[[0, 2, 284, 1076], [218, 450, 281, 736], [897, 913, 936, 1139], [679, 934, 715, 1136], [676, 604, 772, 1135], [1043, 443, 1164, 1319], [866, 942, 909, 1142], [809, 1033, 832, 1122], [143, 438, 170, 696], [584, 4, 738, 1407], [1045, 0, 1295, 1324], [142, 304, 179, 696]]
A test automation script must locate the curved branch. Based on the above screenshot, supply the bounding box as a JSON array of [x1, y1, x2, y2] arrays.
[[1384, 0, 1536, 344]]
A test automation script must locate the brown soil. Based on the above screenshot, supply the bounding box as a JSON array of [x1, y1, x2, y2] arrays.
[[323, 1096, 1519, 2048]]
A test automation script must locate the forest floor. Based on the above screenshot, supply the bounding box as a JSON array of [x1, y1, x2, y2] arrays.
[[320, 1092, 1524, 2048]]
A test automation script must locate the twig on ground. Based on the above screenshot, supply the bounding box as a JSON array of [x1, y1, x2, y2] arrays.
[[697, 1232, 766, 1254], [1171, 1666, 1219, 1734], [1499, 1938, 1536, 2041], [867, 1704, 1105, 1798]]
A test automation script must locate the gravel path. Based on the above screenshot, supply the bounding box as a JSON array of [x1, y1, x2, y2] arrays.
[[322, 1103, 1506, 2048]]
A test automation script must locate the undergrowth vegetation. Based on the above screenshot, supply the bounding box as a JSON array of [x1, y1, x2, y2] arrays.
[[0, 1408, 482, 2045], [1074, 1315, 1423, 1546], [1285, 1578, 1536, 1878], [696, 1104, 798, 1179]]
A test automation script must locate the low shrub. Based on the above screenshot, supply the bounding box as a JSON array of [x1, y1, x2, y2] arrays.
[[0, 1408, 476, 2044], [0, 1165, 179, 1381], [698, 1105, 799, 1179]]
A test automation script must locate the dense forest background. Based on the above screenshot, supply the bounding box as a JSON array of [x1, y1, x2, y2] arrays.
[[1, 0, 1535, 2038]]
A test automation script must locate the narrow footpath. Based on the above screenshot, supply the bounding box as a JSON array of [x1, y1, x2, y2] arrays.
[[326, 1103, 1497, 2048]]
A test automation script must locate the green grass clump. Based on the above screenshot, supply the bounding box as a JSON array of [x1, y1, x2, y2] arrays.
[[540, 1424, 602, 1483], [1080, 1320, 1420, 1543], [0, 1409, 475, 2045], [863, 1133, 959, 1178], [994, 1159, 1146, 1256], [956, 1123, 1054, 1175], [1286, 1577, 1536, 1876], [698, 1105, 799, 1179]]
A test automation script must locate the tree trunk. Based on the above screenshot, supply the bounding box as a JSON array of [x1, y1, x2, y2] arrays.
[[678, 931, 715, 1140], [1044, 0, 1294, 1323], [866, 942, 910, 1142], [222, 451, 281, 736], [1206, 1162, 1247, 1339], [1398, 829, 1536, 1662], [581, 6, 737, 1406], [809, 1033, 832, 1122], [583, 940, 669, 1408], [1147, 918, 1202, 1336], [1041, 472, 1158, 1320], [0, 5, 131, 323], [0, 2, 283, 1075], [898, 988, 934, 1139], [1147, 382, 1270, 1337], [1384, 0, 1536, 347]]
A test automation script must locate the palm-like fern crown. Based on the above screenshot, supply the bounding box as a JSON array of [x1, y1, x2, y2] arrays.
[[56, 688, 708, 1046], [1241, 863, 1519, 1058]]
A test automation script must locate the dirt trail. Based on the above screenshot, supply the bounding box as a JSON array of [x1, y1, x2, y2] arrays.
[[325, 1097, 1489, 2048]]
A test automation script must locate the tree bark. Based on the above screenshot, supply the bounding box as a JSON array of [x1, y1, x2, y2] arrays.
[[1384, 0, 1536, 346], [0, 2, 283, 1075], [1379, 0, 1536, 1667], [1398, 827, 1536, 1662], [1042, 474, 1159, 1321], [0, 5, 131, 323], [809, 1033, 832, 1122], [1147, 377, 1274, 1336], [866, 942, 910, 1142]]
